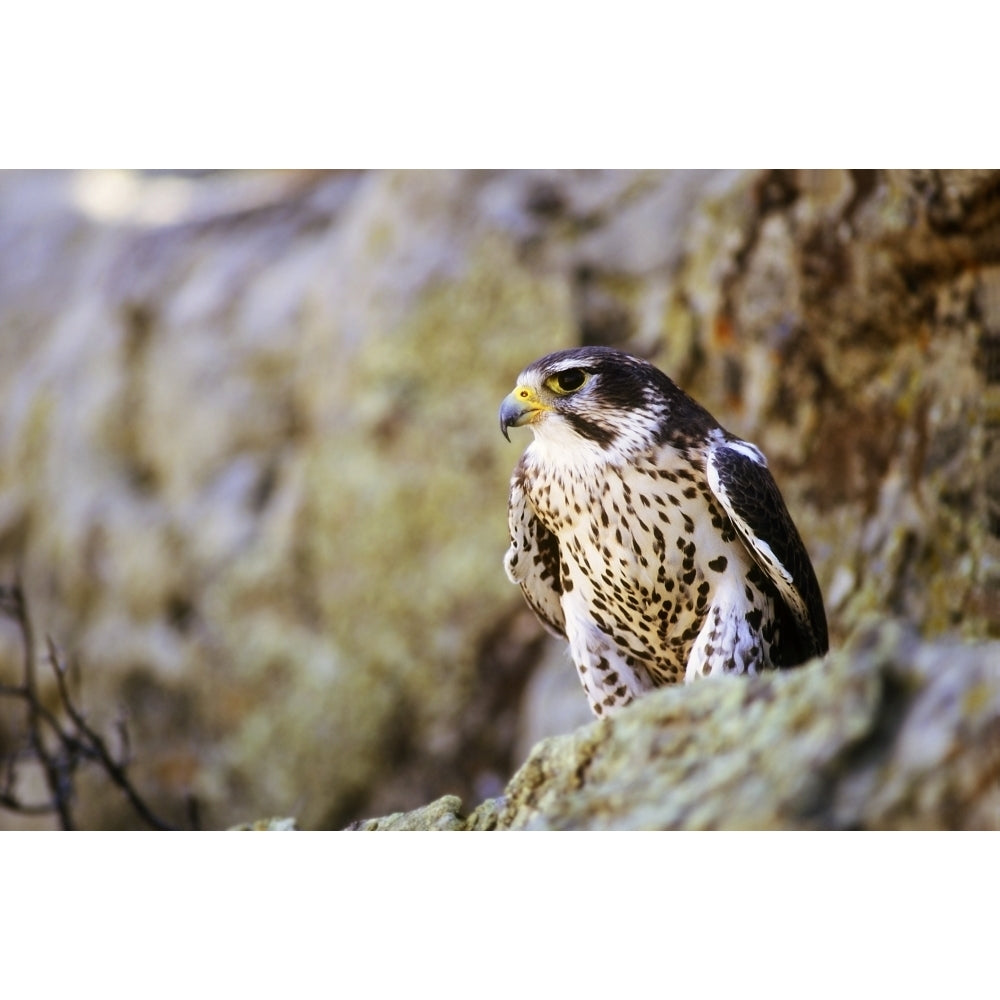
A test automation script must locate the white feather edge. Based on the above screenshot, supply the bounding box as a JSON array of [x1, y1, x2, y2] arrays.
[[706, 436, 810, 623]]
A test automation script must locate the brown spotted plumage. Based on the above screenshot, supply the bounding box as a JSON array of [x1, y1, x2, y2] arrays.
[[500, 347, 827, 717]]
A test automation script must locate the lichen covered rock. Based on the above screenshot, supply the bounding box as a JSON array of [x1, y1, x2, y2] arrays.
[[352, 623, 1000, 830]]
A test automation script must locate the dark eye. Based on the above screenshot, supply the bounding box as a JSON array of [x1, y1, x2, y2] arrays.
[[548, 368, 589, 395]]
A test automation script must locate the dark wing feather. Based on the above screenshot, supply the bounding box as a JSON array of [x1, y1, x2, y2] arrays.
[[707, 436, 828, 664], [504, 457, 566, 638]]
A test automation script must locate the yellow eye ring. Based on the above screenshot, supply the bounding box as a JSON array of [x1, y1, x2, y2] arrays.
[[546, 368, 590, 395]]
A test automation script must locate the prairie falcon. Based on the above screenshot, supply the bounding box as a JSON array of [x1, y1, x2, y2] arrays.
[[500, 347, 828, 717]]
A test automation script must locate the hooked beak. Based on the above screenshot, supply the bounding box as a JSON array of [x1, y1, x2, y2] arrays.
[[499, 385, 551, 442]]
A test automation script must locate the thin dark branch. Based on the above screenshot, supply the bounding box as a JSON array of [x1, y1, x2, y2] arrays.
[[1, 680, 84, 749], [0, 581, 181, 830], [47, 638, 177, 831], [114, 711, 132, 769], [11, 582, 75, 829]]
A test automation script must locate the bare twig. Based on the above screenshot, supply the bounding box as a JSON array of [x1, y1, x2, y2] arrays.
[[46, 637, 176, 830], [0, 581, 180, 830], [8, 582, 75, 828]]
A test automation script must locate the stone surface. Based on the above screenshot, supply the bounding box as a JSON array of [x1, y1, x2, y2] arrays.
[[352, 623, 1000, 830], [230, 816, 299, 831], [0, 170, 997, 829]]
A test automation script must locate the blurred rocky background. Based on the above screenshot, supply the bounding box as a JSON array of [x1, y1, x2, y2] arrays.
[[0, 169, 997, 829]]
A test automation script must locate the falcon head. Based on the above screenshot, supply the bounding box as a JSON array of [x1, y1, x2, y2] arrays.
[[499, 347, 712, 455]]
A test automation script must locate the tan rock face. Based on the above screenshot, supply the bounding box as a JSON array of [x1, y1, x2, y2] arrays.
[[351, 623, 1000, 831], [497, 624, 1000, 831], [0, 170, 997, 829]]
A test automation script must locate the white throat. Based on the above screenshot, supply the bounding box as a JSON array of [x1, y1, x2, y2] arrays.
[[525, 415, 614, 472]]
